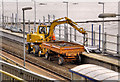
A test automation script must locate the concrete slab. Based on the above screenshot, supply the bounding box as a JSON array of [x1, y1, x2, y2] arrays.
[[82, 52, 120, 67]]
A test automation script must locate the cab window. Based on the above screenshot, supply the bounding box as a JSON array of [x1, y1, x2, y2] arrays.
[[39, 27, 46, 34], [47, 26, 50, 34]]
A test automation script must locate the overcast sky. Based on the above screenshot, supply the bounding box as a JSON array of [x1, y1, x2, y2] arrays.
[[0, 0, 120, 2]]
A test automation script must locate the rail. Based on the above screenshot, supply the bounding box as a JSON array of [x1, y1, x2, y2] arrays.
[[1, 47, 71, 81], [0, 53, 24, 68]]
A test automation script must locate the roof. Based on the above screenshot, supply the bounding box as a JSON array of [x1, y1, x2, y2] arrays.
[[69, 64, 120, 81]]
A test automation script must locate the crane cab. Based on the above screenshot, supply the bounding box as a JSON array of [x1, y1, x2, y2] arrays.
[[37, 25, 49, 35], [27, 25, 50, 43]]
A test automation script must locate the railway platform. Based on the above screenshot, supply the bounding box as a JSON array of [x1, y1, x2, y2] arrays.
[[1, 27, 120, 81]]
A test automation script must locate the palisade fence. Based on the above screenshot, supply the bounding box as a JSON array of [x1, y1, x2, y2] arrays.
[[55, 24, 120, 56], [0, 15, 120, 56]]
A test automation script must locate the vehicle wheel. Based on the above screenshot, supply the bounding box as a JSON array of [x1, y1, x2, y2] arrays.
[[76, 55, 81, 64], [33, 45, 39, 57], [26, 43, 31, 54], [45, 52, 49, 60], [58, 57, 64, 65], [38, 50, 42, 57], [45, 52, 52, 61], [48, 56, 52, 61]]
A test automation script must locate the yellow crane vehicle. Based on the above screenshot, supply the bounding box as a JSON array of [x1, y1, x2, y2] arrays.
[[26, 17, 87, 64]]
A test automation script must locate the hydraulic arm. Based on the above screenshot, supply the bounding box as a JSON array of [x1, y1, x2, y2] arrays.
[[46, 17, 86, 41]]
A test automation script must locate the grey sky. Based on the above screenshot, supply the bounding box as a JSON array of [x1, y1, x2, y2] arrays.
[[0, 0, 119, 2]]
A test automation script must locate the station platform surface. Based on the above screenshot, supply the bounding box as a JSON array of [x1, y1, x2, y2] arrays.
[[0, 28, 25, 38], [83, 52, 119, 67]]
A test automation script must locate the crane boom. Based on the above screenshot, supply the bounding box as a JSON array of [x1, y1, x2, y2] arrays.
[[46, 17, 86, 41]]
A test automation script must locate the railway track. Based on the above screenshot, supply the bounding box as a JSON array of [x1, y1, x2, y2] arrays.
[[2, 48, 71, 81], [1, 36, 79, 81]]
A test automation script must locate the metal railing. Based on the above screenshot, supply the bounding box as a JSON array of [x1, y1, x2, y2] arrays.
[[0, 60, 55, 81], [0, 69, 26, 81], [54, 24, 120, 56], [1, 15, 120, 56]]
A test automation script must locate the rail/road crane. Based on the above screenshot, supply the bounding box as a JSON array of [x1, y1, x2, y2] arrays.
[[26, 17, 87, 64]]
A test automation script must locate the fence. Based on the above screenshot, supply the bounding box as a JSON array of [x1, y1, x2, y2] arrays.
[[0, 60, 55, 81], [0, 69, 25, 81], [55, 24, 120, 55], [1, 15, 120, 56]]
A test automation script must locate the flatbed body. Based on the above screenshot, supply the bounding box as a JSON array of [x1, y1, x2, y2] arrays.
[[42, 41, 84, 56]]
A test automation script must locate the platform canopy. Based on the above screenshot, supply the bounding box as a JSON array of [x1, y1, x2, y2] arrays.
[[69, 64, 120, 81]]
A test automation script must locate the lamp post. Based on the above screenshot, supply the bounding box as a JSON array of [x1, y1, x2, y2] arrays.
[[22, 7, 32, 68], [39, 3, 47, 5], [31, 0, 36, 32], [98, 2, 105, 54], [39, 3, 47, 24], [98, 13, 120, 18], [16, 0, 18, 29], [63, 1, 68, 41], [2, 0, 4, 28], [16, 0, 18, 15], [63, 1, 68, 18]]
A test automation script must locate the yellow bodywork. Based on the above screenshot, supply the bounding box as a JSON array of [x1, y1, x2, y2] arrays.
[[47, 17, 86, 41], [27, 33, 45, 43], [27, 25, 48, 43], [26, 17, 87, 56]]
